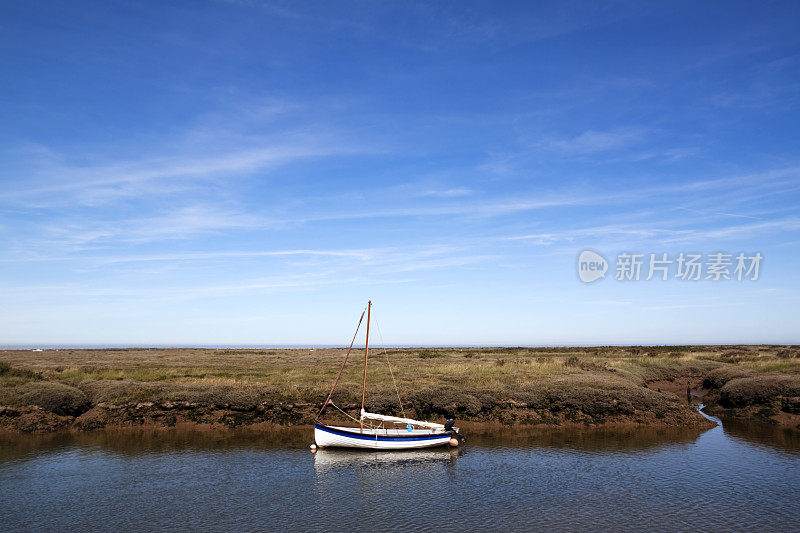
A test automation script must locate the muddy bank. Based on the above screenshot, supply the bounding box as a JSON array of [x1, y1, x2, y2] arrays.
[[642, 371, 800, 430], [700, 367, 800, 429], [1, 346, 797, 433], [0, 393, 713, 434]]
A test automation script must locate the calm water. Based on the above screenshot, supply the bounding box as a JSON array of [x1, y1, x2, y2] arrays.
[[1, 412, 798, 532]]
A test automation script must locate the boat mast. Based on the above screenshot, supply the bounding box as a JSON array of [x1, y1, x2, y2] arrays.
[[360, 300, 371, 430]]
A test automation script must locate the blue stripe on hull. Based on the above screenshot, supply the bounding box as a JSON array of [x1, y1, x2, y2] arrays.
[[315, 423, 450, 442]]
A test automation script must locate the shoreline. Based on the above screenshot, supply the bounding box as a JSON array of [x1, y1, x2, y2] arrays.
[[0, 395, 716, 434], [1, 346, 798, 434]]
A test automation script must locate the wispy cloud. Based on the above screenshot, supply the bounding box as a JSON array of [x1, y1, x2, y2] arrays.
[[663, 216, 800, 242], [8, 164, 798, 258], [502, 216, 800, 249], [96, 248, 377, 264], [640, 303, 735, 311], [2, 129, 372, 208], [416, 187, 474, 198], [35, 205, 273, 248], [0, 239, 491, 279], [0, 241, 497, 308], [503, 224, 692, 245], [296, 166, 800, 224], [542, 127, 647, 155]]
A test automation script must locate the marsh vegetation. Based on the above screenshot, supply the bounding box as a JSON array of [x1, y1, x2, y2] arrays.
[[0, 345, 797, 432]]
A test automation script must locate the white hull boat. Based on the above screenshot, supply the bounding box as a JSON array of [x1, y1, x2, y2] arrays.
[[313, 301, 464, 450], [314, 424, 454, 450]]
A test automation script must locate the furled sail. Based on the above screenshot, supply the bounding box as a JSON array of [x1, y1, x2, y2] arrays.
[[360, 409, 445, 430]]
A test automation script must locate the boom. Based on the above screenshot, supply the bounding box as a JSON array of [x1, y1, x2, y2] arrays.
[[360, 409, 445, 430]]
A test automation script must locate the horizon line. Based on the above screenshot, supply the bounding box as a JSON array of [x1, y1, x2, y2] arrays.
[[2, 343, 797, 350]]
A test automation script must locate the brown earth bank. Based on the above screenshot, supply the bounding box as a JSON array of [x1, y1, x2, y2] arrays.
[[0, 345, 798, 433], [700, 366, 800, 429]]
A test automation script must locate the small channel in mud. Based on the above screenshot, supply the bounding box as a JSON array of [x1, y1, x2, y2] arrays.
[[1, 414, 798, 532]]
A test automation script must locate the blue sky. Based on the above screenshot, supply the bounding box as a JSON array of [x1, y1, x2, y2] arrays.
[[1, 1, 799, 345]]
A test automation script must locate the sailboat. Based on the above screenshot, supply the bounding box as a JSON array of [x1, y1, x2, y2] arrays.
[[313, 301, 463, 450]]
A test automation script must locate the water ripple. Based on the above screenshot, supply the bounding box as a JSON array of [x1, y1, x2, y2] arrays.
[[0, 421, 798, 532]]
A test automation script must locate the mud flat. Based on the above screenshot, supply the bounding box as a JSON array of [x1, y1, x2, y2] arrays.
[[1, 345, 797, 433]]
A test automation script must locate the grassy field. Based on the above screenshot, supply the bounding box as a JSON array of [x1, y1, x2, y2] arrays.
[[1, 345, 798, 432]]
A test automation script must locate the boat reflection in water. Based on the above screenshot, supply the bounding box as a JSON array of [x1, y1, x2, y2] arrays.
[[312, 447, 461, 472]]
